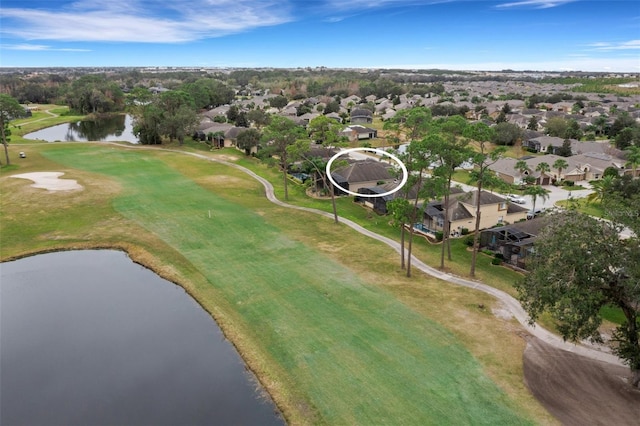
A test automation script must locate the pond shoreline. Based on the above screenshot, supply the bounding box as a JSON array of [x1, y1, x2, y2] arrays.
[[2, 248, 286, 424]]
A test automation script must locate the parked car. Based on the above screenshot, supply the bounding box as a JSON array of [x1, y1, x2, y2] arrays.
[[527, 208, 546, 219], [504, 193, 526, 204]]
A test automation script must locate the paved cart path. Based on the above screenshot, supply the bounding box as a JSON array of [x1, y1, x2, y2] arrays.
[[99, 143, 625, 367]]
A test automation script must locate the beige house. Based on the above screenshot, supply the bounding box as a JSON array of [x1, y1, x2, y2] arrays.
[[421, 190, 528, 236], [562, 153, 626, 181], [340, 125, 378, 142], [489, 152, 628, 184]]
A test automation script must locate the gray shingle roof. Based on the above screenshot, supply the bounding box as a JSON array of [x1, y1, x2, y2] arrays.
[[332, 160, 392, 183]]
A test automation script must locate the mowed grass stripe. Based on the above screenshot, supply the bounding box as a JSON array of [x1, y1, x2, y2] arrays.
[[42, 145, 530, 425]]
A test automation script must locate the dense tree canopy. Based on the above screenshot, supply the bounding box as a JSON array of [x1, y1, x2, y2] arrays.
[[65, 75, 125, 114], [236, 128, 262, 154], [492, 122, 521, 146], [516, 211, 640, 387], [181, 78, 234, 109], [132, 90, 198, 145]]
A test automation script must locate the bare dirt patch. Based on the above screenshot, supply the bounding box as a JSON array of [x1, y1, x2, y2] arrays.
[[214, 154, 240, 162], [524, 337, 640, 425], [10, 172, 83, 192]]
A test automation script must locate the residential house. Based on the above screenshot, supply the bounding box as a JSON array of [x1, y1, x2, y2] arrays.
[[325, 112, 343, 123], [524, 135, 567, 154], [224, 127, 259, 154], [563, 153, 626, 181], [480, 217, 548, 269], [198, 122, 234, 148], [330, 160, 394, 195], [297, 112, 321, 125], [489, 157, 552, 185], [350, 108, 373, 124], [340, 125, 378, 142], [356, 181, 425, 215], [570, 140, 620, 156], [340, 95, 361, 109], [420, 190, 528, 236]]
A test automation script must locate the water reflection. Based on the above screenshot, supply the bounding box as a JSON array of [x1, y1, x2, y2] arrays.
[[24, 115, 139, 143], [0, 250, 284, 426]]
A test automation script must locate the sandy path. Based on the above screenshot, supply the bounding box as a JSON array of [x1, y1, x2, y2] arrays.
[[524, 337, 640, 425]]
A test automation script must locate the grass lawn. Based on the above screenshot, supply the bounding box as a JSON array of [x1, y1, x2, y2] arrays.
[[556, 197, 606, 218], [0, 142, 550, 425], [11, 104, 84, 142]]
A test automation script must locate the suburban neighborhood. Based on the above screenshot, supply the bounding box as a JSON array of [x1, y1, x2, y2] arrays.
[[2, 66, 639, 425]]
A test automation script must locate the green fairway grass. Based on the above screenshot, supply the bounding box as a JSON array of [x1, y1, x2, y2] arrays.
[[4, 144, 531, 425]]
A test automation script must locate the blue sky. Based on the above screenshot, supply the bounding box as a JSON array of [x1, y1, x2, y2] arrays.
[[1, 0, 638, 71]]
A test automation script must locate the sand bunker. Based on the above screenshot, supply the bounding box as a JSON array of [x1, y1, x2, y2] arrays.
[[11, 172, 83, 191]]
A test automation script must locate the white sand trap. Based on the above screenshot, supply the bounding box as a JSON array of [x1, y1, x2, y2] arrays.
[[11, 172, 83, 191]]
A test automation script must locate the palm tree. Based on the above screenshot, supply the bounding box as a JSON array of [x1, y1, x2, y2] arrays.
[[625, 145, 640, 178], [535, 162, 550, 184], [524, 185, 550, 215], [552, 158, 569, 181], [588, 175, 615, 204], [594, 116, 608, 137], [514, 159, 529, 184]]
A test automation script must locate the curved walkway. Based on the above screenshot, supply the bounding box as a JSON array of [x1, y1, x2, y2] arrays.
[[92, 143, 627, 367], [184, 149, 624, 367]]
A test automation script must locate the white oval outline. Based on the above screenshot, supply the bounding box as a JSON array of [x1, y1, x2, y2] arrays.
[[325, 148, 408, 198]]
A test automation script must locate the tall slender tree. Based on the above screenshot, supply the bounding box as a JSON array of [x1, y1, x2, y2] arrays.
[[0, 94, 26, 165], [289, 115, 346, 223], [403, 138, 440, 277], [262, 116, 306, 201], [463, 122, 503, 277], [383, 107, 432, 269]]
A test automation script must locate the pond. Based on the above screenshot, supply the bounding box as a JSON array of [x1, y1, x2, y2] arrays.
[[0, 250, 284, 426], [24, 114, 139, 143]]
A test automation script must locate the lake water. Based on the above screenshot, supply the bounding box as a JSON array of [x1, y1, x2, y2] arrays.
[[24, 114, 139, 143], [0, 250, 284, 426]]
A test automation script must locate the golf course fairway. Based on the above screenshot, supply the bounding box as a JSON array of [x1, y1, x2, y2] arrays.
[[1, 144, 534, 425]]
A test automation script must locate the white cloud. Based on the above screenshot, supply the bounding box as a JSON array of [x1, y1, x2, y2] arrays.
[[495, 0, 576, 9], [587, 40, 640, 51], [3, 43, 91, 52], [0, 0, 291, 43]]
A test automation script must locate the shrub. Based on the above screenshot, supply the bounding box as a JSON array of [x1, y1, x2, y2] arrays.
[[603, 166, 620, 178], [461, 227, 469, 235], [494, 252, 504, 260], [491, 257, 502, 265], [463, 235, 475, 247], [435, 231, 444, 242], [564, 180, 575, 187]]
